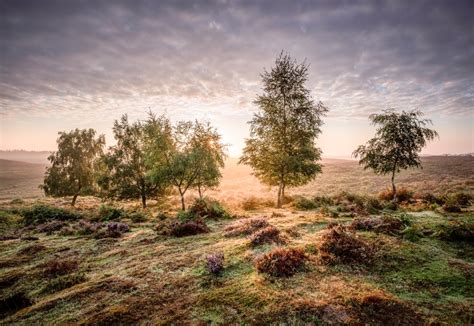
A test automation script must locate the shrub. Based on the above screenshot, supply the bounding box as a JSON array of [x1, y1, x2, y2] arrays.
[[318, 224, 373, 265], [366, 198, 383, 213], [206, 252, 224, 275], [188, 198, 229, 220], [351, 216, 406, 234], [95, 222, 130, 238], [35, 220, 68, 234], [170, 219, 210, 237], [248, 226, 285, 247], [401, 225, 424, 242], [98, 205, 126, 221], [43, 258, 79, 278], [295, 197, 318, 210], [378, 187, 413, 202], [384, 201, 398, 211], [76, 220, 104, 235], [443, 196, 462, 212], [453, 192, 472, 207], [129, 212, 147, 223], [21, 205, 81, 225], [241, 197, 274, 210], [254, 247, 306, 277], [436, 222, 474, 242], [224, 218, 269, 237], [415, 193, 445, 205], [156, 212, 169, 221]]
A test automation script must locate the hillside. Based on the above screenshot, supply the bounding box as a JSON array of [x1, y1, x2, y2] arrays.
[[0, 160, 45, 200]]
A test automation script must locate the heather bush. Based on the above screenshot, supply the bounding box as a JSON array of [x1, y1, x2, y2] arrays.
[[254, 247, 306, 277], [351, 216, 406, 234], [98, 204, 126, 221], [453, 192, 472, 207], [170, 219, 210, 237], [248, 225, 285, 247], [35, 220, 68, 234], [95, 222, 130, 238], [43, 258, 79, 278], [206, 252, 224, 275], [436, 222, 474, 242], [443, 196, 462, 212], [188, 198, 230, 220], [224, 218, 269, 237], [318, 224, 373, 265], [129, 212, 147, 223], [21, 205, 81, 225], [76, 220, 103, 235]]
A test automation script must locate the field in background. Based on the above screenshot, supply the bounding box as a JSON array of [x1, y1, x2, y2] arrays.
[[0, 156, 472, 205]]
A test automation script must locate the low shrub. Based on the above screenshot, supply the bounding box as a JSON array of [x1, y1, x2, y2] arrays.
[[188, 198, 229, 220], [443, 196, 462, 212], [206, 252, 224, 275], [366, 198, 383, 213], [21, 205, 81, 225], [35, 220, 68, 234], [224, 218, 269, 237], [401, 225, 424, 242], [248, 225, 285, 247], [295, 197, 319, 210], [351, 216, 406, 234], [415, 192, 445, 205], [254, 247, 306, 277], [378, 187, 413, 202], [384, 201, 398, 211], [95, 222, 130, 238], [453, 192, 472, 207], [129, 212, 147, 223], [43, 258, 79, 278], [318, 224, 374, 265], [98, 205, 126, 221], [436, 222, 474, 242], [170, 219, 210, 237], [320, 206, 339, 218], [156, 212, 170, 221], [76, 220, 104, 235]]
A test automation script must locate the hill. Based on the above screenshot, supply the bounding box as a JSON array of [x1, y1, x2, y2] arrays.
[[0, 159, 45, 200]]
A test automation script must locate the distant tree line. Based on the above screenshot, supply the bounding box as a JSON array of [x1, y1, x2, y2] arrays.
[[41, 52, 438, 207]]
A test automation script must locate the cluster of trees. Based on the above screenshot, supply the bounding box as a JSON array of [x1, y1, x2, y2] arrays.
[[42, 52, 438, 207], [42, 114, 226, 209]]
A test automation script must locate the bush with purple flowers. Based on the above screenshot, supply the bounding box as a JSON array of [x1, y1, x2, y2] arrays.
[[206, 252, 224, 275]]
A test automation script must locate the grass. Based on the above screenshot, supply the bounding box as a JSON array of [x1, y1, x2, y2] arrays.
[[0, 200, 472, 324]]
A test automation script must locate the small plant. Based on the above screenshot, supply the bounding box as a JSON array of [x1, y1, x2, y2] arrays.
[[170, 219, 210, 237], [254, 247, 306, 277], [443, 196, 462, 212], [224, 218, 269, 237], [248, 226, 284, 247], [318, 224, 373, 265], [295, 197, 318, 210], [206, 252, 224, 275], [129, 212, 147, 223], [21, 205, 81, 225], [156, 212, 169, 220], [401, 225, 424, 242], [10, 198, 24, 205], [76, 220, 103, 235], [366, 197, 383, 213], [43, 258, 79, 278], [453, 192, 472, 207], [98, 204, 126, 221]]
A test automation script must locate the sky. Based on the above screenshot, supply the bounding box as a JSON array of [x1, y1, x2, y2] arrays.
[[0, 0, 473, 157]]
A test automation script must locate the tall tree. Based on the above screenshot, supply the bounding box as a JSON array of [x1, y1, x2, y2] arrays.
[[41, 129, 105, 206], [353, 110, 438, 202], [240, 52, 328, 208], [98, 114, 170, 208]]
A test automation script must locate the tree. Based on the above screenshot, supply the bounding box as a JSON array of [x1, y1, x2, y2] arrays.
[[353, 109, 438, 202], [41, 129, 105, 206], [240, 52, 328, 208], [149, 120, 226, 210], [98, 114, 170, 208]]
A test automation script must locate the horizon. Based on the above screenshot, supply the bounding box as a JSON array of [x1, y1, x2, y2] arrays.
[[1, 0, 473, 156]]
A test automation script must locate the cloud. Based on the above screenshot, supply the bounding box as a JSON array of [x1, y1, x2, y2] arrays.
[[0, 0, 472, 124]]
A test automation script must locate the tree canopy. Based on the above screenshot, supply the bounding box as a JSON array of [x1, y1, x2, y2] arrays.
[[41, 128, 105, 206], [240, 52, 328, 207], [353, 109, 438, 201]]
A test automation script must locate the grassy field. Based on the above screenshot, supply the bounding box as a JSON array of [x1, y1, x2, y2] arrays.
[[1, 156, 473, 205], [0, 156, 473, 325]]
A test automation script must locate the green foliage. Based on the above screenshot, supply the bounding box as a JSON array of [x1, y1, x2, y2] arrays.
[[435, 222, 473, 242], [40, 129, 105, 206], [21, 205, 81, 225], [149, 120, 226, 210], [98, 113, 171, 208], [178, 198, 230, 222], [98, 204, 125, 221], [353, 110, 438, 202], [129, 212, 147, 223], [295, 197, 318, 210], [240, 52, 328, 207], [401, 225, 424, 242]]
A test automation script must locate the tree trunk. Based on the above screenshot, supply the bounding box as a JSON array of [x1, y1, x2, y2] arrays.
[[391, 169, 397, 203], [198, 185, 203, 199], [71, 194, 78, 207], [277, 183, 283, 208], [282, 184, 286, 201], [141, 193, 147, 208], [179, 189, 186, 210]]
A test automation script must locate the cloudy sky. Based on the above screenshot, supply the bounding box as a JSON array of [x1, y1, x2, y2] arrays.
[[1, 0, 473, 156]]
